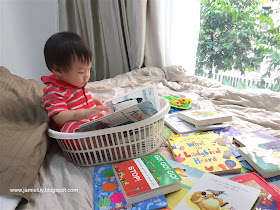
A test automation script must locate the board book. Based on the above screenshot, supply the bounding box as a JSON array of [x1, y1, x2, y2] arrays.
[[165, 159, 206, 209], [77, 100, 158, 132], [112, 153, 182, 205], [178, 109, 232, 126], [105, 85, 160, 112], [168, 133, 242, 174], [239, 141, 280, 178], [94, 164, 168, 210], [231, 172, 280, 210], [164, 113, 197, 133], [234, 129, 280, 147], [183, 172, 261, 210]]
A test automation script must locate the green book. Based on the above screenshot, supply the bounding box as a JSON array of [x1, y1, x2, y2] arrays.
[[112, 153, 182, 205]]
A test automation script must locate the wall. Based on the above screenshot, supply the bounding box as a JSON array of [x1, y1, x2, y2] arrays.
[[0, 0, 58, 82]]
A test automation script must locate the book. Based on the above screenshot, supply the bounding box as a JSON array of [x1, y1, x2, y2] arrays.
[[195, 123, 226, 131], [231, 172, 280, 209], [234, 129, 280, 147], [165, 159, 261, 210], [164, 113, 227, 134], [77, 100, 158, 132], [182, 172, 261, 210], [94, 164, 168, 210], [238, 141, 280, 178], [112, 153, 182, 205], [105, 85, 161, 112], [164, 113, 197, 134], [165, 159, 206, 209], [212, 126, 242, 159], [168, 133, 242, 174], [265, 176, 280, 194], [178, 109, 232, 126]]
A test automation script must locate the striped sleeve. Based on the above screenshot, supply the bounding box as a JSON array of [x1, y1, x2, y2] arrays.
[[41, 89, 68, 118]]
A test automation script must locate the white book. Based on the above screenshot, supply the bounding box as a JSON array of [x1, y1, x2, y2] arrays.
[[178, 173, 261, 210], [164, 113, 197, 133], [105, 85, 161, 113], [178, 109, 232, 126]]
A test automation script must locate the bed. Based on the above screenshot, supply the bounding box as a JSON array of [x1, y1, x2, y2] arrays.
[[0, 65, 279, 209]]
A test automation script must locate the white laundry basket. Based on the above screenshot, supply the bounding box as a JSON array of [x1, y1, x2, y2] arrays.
[[48, 97, 170, 166]]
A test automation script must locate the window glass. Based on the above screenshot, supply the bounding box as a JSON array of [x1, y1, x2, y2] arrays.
[[195, 0, 280, 92]]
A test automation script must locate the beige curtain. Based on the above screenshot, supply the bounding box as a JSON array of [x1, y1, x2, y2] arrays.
[[58, 0, 147, 81], [58, 0, 201, 80]]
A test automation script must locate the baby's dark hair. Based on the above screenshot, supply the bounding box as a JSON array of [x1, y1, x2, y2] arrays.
[[44, 32, 93, 72]]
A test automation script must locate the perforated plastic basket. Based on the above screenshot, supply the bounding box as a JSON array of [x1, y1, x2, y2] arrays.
[[48, 97, 170, 166]]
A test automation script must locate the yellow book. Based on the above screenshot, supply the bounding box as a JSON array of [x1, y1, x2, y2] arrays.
[[168, 133, 241, 174]]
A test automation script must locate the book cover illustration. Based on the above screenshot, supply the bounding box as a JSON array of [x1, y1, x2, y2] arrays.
[[165, 159, 205, 210], [105, 85, 160, 112], [231, 172, 280, 210], [178, 110, 232, 126], [239, 141, 280, 177], [113, 153, 182, 197], [168, 133, 242, 174], [212, 126, 242, 159], [181, 173, 261, 210], [78, 100, 158, 132], [234, 129, 280, 147], [94, 164, 168, 210]]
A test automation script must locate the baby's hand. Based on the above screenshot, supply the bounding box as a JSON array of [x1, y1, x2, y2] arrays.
[[87, 105, 109, 118], [92, 97, 105, 106]]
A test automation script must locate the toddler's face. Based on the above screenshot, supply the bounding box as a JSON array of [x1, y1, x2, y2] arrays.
[[56, 58, 92, 88]]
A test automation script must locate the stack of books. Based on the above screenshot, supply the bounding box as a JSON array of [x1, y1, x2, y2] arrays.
[[164, 109, 232, 134]]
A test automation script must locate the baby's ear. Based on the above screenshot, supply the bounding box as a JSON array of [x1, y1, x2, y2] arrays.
[[52, 65, 61, 75]]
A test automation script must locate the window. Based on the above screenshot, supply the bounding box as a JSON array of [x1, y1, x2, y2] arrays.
[[195, 0, 280, 92]]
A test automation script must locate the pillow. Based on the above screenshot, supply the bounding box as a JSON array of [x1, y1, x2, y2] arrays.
[[0, 66, 49, 204]]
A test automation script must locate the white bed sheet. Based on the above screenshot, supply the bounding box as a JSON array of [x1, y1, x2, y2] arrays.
[[18, 65, 280, 210]]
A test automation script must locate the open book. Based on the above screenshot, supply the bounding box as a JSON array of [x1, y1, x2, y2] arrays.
[[77, 100, 158, 132]]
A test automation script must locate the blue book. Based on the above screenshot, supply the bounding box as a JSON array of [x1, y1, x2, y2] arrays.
[[94, 165, 168, 210]]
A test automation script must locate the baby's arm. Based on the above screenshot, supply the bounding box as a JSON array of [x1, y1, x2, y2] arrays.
[[52, 105, 109, 125]]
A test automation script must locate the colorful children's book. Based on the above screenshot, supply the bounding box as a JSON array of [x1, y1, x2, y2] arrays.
[[178, 109, 232, 126], [183, 173, 261, 210], [165, 159, 206, 209], [231, 172, 280, 210], [234, 129, 280, 147], [239, 141, 280, 178], [168, 133, 242, 174], [212, 126, 242, 159], [77, 100, 158, 132], [94, 164, 168, 210], [112, 153, 182, 205]]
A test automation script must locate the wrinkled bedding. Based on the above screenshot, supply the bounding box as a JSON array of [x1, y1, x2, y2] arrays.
[[1, 66, 279, 209]]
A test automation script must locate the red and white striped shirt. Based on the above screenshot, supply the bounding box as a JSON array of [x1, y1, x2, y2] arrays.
[[41, 74, 98, 132]]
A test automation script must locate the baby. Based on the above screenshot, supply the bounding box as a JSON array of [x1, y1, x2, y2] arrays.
[[41, 31, 109, 133]]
